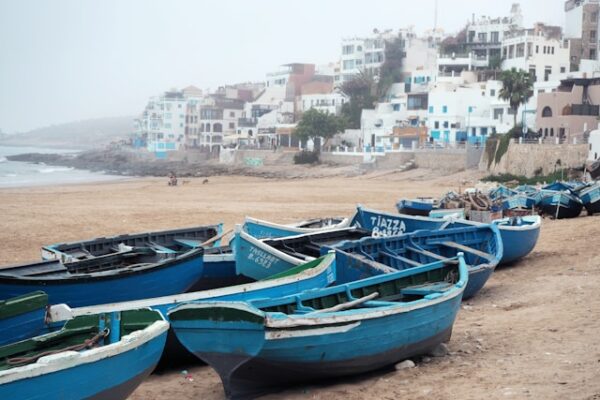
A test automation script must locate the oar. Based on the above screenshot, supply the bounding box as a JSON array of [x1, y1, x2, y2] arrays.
[[309, 292, 379, 314], [200, 229, 233, 248]]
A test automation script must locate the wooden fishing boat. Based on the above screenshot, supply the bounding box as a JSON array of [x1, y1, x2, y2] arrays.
[[0, 308, 168, 400], [46, 252, 395, 360], [395, 198, 437, 216], [330, 225, 500, 299], [539, 190, 583, 219], [41, 224, 222, 262], [0, 248, 204, 307], [0, 292, 48, 346], [352, 206, 540, 265], [168, 253, 468, 399], [501, 193, 537, 211], [233, 227, 371, 280], [573, 181, 600, 215], [489, 185, 517, 201], [242, 216, 352, 240]]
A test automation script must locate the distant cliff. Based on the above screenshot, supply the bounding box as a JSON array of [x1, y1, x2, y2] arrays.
[[0, 117, 134, 149]]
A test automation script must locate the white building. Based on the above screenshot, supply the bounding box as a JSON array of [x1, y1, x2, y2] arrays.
[[502, 30, 570, 83], [465, 3, 523, 63], [565, 0, 600, 67], [427, 81, 517, 144], [134, 91, 187, 156], [297, 92, 348, 115], [338, 31, 391, 84]]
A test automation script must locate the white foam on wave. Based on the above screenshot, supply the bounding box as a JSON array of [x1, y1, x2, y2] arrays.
[[38, 167, 74, 174]]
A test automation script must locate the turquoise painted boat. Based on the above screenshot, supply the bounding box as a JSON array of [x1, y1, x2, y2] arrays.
[[539, 190, 583, 219], [396, 198, 437, 216], [168, 253, 468, 399], [352, 206, 540, 265], [234, 223, 500, 299], [574, 181, 600, 215], [0, 292, 48, 346], [233, 227, 370, 280], [242, 216, 352, 240], [0, 309, 168, 400]]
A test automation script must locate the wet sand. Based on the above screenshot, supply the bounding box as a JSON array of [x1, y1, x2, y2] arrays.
[[1, 169, 599, 400]]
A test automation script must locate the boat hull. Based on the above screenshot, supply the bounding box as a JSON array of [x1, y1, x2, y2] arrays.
[[0, 252, 204, 307], [540, 192, 583, 219], [396, 199, 434, 216], [242, 217, 350, 240], [0, 307, 46, 346], [0, 324, 167, 400], [172, 291, 462, 399], [353, 206, 534, 266]]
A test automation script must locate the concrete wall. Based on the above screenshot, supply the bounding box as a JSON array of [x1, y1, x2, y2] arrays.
[[480, 140, 589, 177], [375, 152, 415, 169], [320, 153, 364, 165], [414, 150, 467, 172]]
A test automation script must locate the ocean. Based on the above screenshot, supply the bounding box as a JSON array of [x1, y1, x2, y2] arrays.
[[0, 145, 124, 188]]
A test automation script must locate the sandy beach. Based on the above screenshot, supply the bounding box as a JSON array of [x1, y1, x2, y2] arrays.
[[1, 170, 599, 400]]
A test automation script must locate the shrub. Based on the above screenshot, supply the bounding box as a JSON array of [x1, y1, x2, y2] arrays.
[[294, 150, 320, 165]]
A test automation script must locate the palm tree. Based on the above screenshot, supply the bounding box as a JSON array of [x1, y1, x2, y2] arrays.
[[498, 68, 534, 129]]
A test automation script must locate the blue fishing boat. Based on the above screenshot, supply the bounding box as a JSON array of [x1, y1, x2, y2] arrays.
[[501, 193, 537, 211], [0, 248, 204, 307], [41, 224, 222, 262], [0, 292, 48, 346], [396, 198, 437, 216], [539, 190, 583, 219], [0, 308, 168, 400], [242, 216, 352, 240], [352, 206, 540, 265], [330, 225, 501, 299], [168, 253, 468, 399], [233, 227, 370, 280], [429, 208, 465, 219], [542, 181, 576, 192], [573, 181, 600, 215], [489, 185, 517, 201]]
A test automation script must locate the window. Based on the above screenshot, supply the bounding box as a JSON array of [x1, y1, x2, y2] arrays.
[[356, 59, 363, 66], [164, 113, 172, 119], [357, 45, 363, 52], [550, 128, 554, 137], [178, 104, 182, 108], [593, 12, 598, 21], [443, 121, 449, 128], [343, 60, 355, 70], [542, 106, 553, 117], [365, 52, 373, 63], [393, 104, 400, 111], [536, 45, 539, 54], [561, 67, 566, 73], [491, 32, 499, 43], [591, 49, 597, 59], [544, 67, 552, 81], [434, 121, 440, 129], [229, 122, 235, 129], [442, 105, 448, 113], [478, 32, 487, 43], [516, 43, 525, 58], [490, 89, 496, 97], [229, 111, 235, 117], [342, 45, 354, 55], [429, 106, 434, 113], [529, 67, 537, 81], [164, 123, 172, 129], [493, 108, 504, 120]]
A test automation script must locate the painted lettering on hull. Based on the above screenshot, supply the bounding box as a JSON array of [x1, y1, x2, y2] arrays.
[[247, 246, 279, 270], [369, 216, 406, 237]]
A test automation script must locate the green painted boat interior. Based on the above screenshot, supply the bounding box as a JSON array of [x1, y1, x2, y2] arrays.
[[0, 308, 162, 371], [260, 263, 459, 315], [261, 256, 325, 281], [0, 291, 48, 320]]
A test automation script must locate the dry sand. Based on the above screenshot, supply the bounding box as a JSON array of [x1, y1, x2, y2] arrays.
[[1, 169, 599, 400]]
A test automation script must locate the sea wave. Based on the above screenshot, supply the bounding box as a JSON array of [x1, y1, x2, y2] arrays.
[[0, 157, 6, 163], [37, 167, 74, 174]]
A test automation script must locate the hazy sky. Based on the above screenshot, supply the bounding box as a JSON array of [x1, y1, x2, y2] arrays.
[[0, 0, 566, 133]]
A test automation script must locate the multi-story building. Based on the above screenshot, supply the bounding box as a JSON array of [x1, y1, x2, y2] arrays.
[[565, 0, 600, 68], [502, 25, 570, 83], [134, 90, 187, 157], [338, 30, 392, 84], [536, 77, 600, 142], [465, 3, 523, 64]]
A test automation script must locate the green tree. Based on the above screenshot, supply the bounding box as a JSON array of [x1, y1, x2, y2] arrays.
[[293, 109, 345, 150], [340, 71, 377, 129], [498, 68, 534, 128], [377, 36, 405, 98]]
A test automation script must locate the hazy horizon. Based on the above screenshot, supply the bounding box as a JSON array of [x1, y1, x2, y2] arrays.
[[1, 0, 565, 134]]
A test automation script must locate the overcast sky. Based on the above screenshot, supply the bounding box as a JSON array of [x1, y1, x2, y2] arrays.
[[0, 0, 566, 133]]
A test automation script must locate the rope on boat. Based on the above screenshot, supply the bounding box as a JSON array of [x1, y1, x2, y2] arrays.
[[6, 329, 110, 366]]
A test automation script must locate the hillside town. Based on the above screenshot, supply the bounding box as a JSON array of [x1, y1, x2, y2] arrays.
[[129, 1, 600, 175]]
